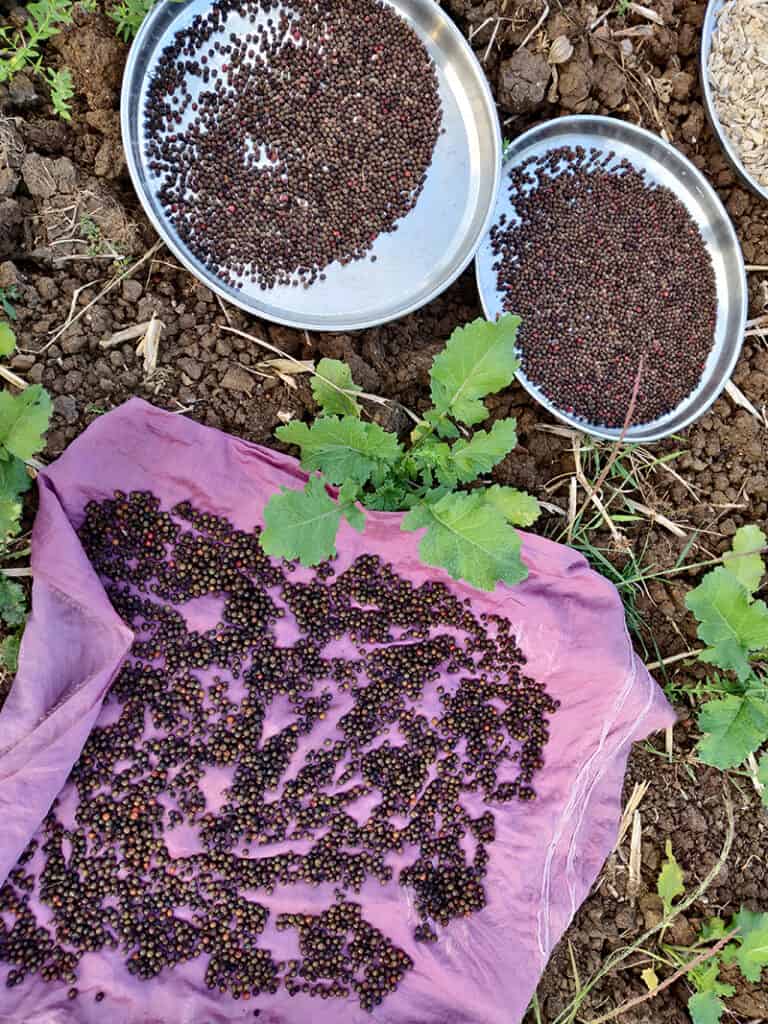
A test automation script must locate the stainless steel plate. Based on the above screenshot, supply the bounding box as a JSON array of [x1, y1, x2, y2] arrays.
[[701, 0, 768, 203], [121, 0, 501, 331], [475, 115, 747, 443]]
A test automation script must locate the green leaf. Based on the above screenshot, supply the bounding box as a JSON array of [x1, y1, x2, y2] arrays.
[[311, 358, 362, 418], [45, 67, 74, 122], [450, 418, 518, 483], [723, 525, 767, 593], [0, 384, 52, 462], [657, 839, 684, 916], [484, 484, 541, 527], [700, 918, 729, 943], [0, 498, 22, 543], [402, 491, 527, 592], [260, 477, 342, 566], [338, 480, 365, 533], [686, 567, 768, 681], [0, 322, 16, 356], [429, 315, 521, 426], [697, 695, 768, 769], [276, 417, 402, 487], [409, 439, 455, 489], [0, 632, 20, 674], [688, 991, 725, 1024], [758, 754, 768, 808], [722, 909, 768, 983], [0, 576, 26, 628], [692, 961, 734, 998], [0, 456, 31, 502], [361, 475, 413, 512]]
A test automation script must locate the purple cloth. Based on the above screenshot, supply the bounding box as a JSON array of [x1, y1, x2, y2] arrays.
[[0, 398, 675, 1024]]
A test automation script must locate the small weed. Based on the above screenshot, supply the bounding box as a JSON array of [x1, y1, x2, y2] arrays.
[[616, 0, 631, 15], [84, 402, 107, 416], [502, 136, 513, 161], [0, 286, 19, 322], [107, 0, 181, 40], [0, 0, 76, 120]]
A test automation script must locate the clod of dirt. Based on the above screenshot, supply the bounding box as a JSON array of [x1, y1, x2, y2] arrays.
[[21, 154, 77, 198], [497, 48, 551, 114], [558, 58, 592, 111], [0, 199, 22, 258], [220, 367, 255, 393], [593, 55, 626, 108], [50, 13, 124, 112], [0, 261, 19, 289], [7, 73, 39, 111]]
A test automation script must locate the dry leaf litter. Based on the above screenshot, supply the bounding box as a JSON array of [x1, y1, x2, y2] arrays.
[[708, 0, 768, 190]]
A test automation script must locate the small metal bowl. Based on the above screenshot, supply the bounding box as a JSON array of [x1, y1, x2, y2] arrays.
[[475, 115, 748, 443], [701, 0, 768, 203], [121, 0, 500, 332]]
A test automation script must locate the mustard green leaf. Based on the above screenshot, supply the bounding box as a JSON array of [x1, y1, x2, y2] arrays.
[[657, 839, 684, 916], [429, 315, 521, 426], [484, 484, 541, 527], [697, 695, 768, 769], [0, 384, 52, 462], [260, 477, 342, 566], [686, 567, 768, 681], [402, 491, 527, 591], [276, 417, 402, 486], [311, 358, 362, 418], [723, 524, 766, 594], [451, 418, 518, 482], [688, 991, 725, 1024]]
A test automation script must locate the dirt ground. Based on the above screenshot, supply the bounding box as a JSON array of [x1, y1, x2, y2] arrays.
[[1, 0, 767, 1020]]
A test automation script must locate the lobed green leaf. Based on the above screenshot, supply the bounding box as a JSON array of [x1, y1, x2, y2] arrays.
[[697, 694, 768, 769], [722, 524, 766, 594], [688, 991, 725, 1024], [686, 567, 768, 681], [722, 909, 768, 983], [311, 358, 362, 418], [657, 839, 684, 916], [0, 576, 26, 628], [450, 418, 518, 483], [276, 416, 402, 486], [429, 315, 521, 426], [260, 476, 343, 566], [0, 323, 16, 356], [402, 490, 527, 592], [0, 384, 52, 462]]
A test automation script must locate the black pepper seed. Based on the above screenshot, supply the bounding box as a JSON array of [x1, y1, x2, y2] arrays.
[[489, 145, 717, 427]]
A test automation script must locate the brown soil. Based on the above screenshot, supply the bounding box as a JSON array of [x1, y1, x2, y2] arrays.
[[1, 0, 768, 1021]]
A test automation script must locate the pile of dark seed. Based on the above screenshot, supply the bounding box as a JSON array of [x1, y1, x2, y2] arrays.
[[489, 146, 717, 427], [0, 492, 557, 1010], [144, 0, 443, 291]]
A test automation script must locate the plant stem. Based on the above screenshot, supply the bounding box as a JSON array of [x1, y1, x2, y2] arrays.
[[618, 546, 768, 589], [584, 929, 738, 1024]]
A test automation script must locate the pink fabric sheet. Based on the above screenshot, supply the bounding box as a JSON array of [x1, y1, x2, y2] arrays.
[[0, 398, 675, 1024]]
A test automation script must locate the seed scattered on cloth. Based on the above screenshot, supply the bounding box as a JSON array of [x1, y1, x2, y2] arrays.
[[0, 491, 557, 1007], [144, 0, 443, 292], [489, 146, 717, 427], [709, 0, 768, 191]]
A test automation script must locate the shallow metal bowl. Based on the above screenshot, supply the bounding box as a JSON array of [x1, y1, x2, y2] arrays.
[[475, 115, 747, 443], [701, 0, 768, 203], [121, 0, 500, 332]]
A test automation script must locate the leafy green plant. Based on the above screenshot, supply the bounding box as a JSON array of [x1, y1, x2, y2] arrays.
[[616, 0, 631, 15], [0, 0, 76, 119], [0, 327, 51, 672], [107, 0, 180, 40], [685, 524, 768, 770], [46, 66, 74, 121], [653, 843, 768, 1024], [260, 316, 540, 591]]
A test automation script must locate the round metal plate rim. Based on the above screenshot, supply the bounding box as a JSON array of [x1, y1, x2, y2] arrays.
[[474, 114, 748, 443]]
